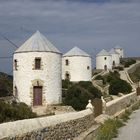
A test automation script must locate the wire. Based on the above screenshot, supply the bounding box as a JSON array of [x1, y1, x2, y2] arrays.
[[2, 35, 18, 48], [0, 32, 18, 49]]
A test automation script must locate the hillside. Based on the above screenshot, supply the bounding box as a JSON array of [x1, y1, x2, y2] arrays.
[[129, 65, 140, 83], [0, 72, 13, 97]]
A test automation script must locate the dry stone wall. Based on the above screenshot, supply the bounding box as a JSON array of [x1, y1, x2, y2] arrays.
[[0, 109, 94, 140], [106, 91, 137, 116]]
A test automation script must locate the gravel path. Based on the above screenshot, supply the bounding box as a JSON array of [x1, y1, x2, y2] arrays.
[[114, 109, 140, 140]]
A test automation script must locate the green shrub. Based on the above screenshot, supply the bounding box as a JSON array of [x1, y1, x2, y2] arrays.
[[63, 85, 89, 110], [78, 81, 102, 98], [0, 73, 13, 97], [0, 101, 37, 123], [62, 80, 72, 89], [97, 119, 124, 140], [109, 79, 132, 95], [121, 59, 136, 68], [121, 109, 131, 122], [106, 71, 132, 95], [129, 66, 140, 82], [95, 75, 106, 85], [107, 71, 120, 83], [114, 66, 124, 71], [63, 81, 102, 110]]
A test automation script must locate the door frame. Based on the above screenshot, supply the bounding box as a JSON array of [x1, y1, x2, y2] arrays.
[[33, 86, 43, 106]]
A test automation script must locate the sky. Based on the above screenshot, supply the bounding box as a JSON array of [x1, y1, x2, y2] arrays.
[[0, 0, 140, 74]]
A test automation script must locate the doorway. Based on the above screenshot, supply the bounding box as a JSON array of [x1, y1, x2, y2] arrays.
[[104, 65, 107, 71], [33, 86, 42, 106], [113, 61, 115, 67]]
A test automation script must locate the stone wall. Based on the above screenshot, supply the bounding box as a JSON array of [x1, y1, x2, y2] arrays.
[[106, 91, 137, 116], [0, 109, 94, 140]]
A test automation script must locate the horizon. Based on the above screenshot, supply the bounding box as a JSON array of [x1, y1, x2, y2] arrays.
[[0, 0, 140, 74]]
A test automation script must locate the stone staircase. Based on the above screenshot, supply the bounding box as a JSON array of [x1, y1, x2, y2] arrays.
[[92, 70, 109, 94]]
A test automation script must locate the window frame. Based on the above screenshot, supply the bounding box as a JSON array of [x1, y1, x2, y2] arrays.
[[87, 66, 90, 70], [65, 59, 69, 66], [35, 57, 41, 70], [14, 59, 18, 71]]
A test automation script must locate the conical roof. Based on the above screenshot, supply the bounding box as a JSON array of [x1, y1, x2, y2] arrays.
[[96, 49, 110, 56], [63, 46, 90, 57], [15, 31, 61, 54], [109, 48, 119, 54]]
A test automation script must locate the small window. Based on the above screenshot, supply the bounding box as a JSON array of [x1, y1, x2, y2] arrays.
[[65, 71, 70, 80], [14, 86, 18, 98], [65, 59, 69, 66], [14, 59, 18, 70], [35, 58, 41, 70], [113, 61, 115, 66], [87, 66, 90, 70], [104, 57, 107, 60]]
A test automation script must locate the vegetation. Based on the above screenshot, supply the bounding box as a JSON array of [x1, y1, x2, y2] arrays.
[[106, 71, 132, 95], [0, 72, 13, 97], [95, 75, 107, 85], [92, 70, 102, 76], [96, 118, 124, 140], [97, 101, 140, 140], [121, 58, 136, 68], [94, 71, 132, 95], [62, 81, 102, 110], [0, 101, 37, 123], [109, 79, 132, 95], [113, 66, 124, 71], [62, 79, 72, 89], [129, 66, 140, 82], [121, 109, 131, 122]]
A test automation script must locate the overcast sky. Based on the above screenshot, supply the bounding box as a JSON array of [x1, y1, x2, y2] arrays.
[[0, 0, 140, 74]]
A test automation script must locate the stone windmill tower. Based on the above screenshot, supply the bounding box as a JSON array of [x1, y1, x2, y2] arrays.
[[13, 31, 62, 106], [62, 46, 92, 82], [114, 45, 124, 58], [109, 48, 120, 67], [96, 49, 112, 70]]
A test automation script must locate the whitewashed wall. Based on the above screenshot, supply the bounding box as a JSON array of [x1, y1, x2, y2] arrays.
[[62, 56, 92, 82], [96, 55, 112, 70], [13, 52, 62, 106], [110, 53, 120, 66], [114, 48, 124, 58]]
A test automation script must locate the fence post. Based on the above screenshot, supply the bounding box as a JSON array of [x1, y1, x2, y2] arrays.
[[86, 100, 94, 112]]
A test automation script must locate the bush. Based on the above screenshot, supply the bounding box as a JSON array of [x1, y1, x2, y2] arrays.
[[129, 66, 140, 82], [106, 71, 120, 83], [63, 81, 102, 110], [106, 71, 132, 95], [114, 66, 124, 71], [109, 79, 132, 95], [0, 73, 13, 97], [121, 109, 131, 122], [0, 101, 37, 123], [121, 59, 136, 68], [62, 80, 72, 89], [78, 81, 102, 98], [95, 75, 106, 85], [97, 119, 124, 140]]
